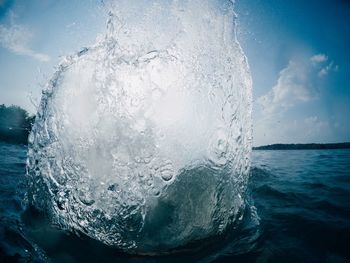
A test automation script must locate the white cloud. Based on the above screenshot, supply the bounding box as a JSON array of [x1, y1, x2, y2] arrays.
[[318, 61, 338, 77], [257, 53, 339, 117], [308, 53, 339, 78], [257, 58, 318, 115], [310, 53, 328, 63], [0, 16, 50, 62], [318, 68, 328, 77]]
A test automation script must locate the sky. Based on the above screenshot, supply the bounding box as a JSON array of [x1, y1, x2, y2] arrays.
[[0, 0, 349, 146]]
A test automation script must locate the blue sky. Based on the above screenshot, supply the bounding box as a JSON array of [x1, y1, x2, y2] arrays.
[[0, 0, 349, 146]]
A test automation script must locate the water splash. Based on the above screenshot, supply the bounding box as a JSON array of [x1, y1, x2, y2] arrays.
[[27, 0, 252, 254]]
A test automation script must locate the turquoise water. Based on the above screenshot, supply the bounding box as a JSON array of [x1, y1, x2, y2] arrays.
[[1, 142, 350, 262]]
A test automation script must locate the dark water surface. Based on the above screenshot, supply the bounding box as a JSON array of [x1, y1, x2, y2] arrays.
[[1, 142, 349, 262]]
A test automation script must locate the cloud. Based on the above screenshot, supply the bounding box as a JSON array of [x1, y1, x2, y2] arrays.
[[257, 58, 319, 116], [0, 14, 50, 62], [309, 53, 339, 77], [257, 53, 339, 117], [310, 53, 328, 63], [318, 61, 338, 77]]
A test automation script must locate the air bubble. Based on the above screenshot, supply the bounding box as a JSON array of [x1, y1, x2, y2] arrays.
[[160, 167, 173, 182], [107, 184, 117, 191], [78, 190, 95, 206], [153, 188, 161, 196]]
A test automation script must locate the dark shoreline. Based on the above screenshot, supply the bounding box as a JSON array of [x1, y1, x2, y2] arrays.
[[253, 142, 350, 150]]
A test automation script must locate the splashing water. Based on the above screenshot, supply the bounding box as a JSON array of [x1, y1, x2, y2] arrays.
[[27, 0, 252, 254]]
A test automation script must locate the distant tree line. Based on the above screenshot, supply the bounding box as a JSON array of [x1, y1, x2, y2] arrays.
[[0, 104, 35, 144], [253, 143, 350, 150]]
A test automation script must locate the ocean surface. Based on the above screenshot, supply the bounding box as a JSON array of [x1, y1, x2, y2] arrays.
[[0, 142, 349, 263]]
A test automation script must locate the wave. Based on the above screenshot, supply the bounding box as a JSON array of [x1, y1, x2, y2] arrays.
[[26, 0, 252, 254]]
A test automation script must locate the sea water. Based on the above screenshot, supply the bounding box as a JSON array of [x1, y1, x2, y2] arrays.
[[1, 143, 350, 262]]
